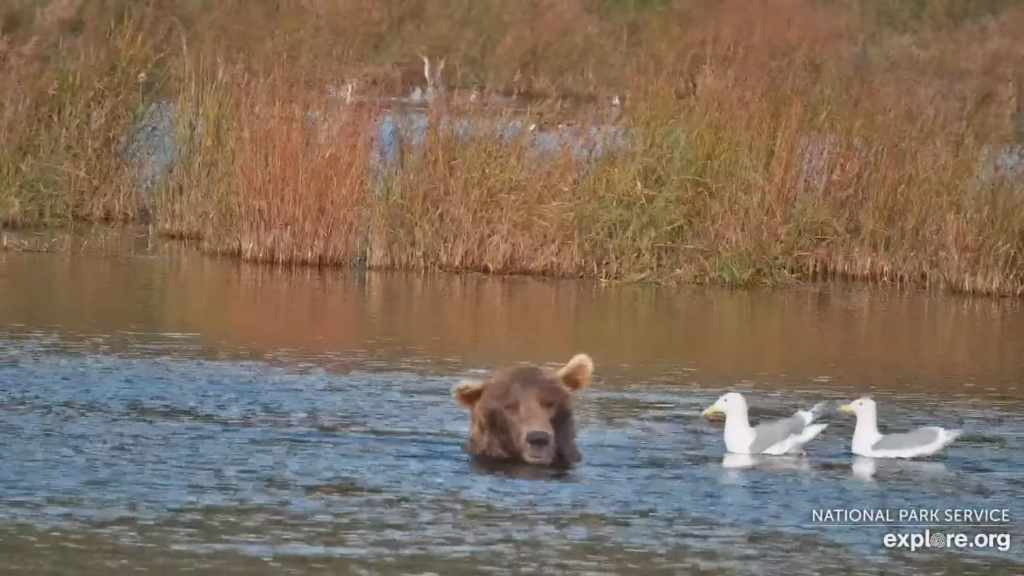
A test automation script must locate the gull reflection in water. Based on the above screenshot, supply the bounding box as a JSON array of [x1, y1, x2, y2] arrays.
[[721, 453, 813, 473], [851, 455, 949, 482]]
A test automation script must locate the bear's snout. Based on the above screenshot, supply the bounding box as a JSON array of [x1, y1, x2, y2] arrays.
[[521, 426, 557, 464], [526, 430, 552, 448]]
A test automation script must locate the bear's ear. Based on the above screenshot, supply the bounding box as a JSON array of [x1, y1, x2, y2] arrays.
[[557, 353, 594, 391], [453, 378, 488, 408]]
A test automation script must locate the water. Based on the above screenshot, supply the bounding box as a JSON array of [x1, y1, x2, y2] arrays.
[[0, 236, 1022, 574], [123, 93, 1022, 207]]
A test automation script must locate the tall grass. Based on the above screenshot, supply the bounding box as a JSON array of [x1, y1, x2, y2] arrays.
[[2, 0, 1024, 295]]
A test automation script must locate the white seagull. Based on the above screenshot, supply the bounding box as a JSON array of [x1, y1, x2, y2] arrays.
[[701, 392, 828, 455], [839, 396, 962, 458]]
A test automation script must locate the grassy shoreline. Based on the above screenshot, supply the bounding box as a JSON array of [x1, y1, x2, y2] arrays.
[[2, 0, 1024, 295]]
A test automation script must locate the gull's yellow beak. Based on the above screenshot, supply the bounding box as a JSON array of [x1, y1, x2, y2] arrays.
[[701, 405, 721, 417], [839, 404, 854, 413]]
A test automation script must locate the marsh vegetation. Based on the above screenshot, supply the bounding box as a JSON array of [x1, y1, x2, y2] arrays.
[[2, 0, 1023, 294]]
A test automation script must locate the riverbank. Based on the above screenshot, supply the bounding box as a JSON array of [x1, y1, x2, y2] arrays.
[[2, 0, 1024, 295]]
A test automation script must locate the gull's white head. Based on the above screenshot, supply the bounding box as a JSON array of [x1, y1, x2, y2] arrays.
[[701, 392, 748, 418], [839, 396, 876, 417]]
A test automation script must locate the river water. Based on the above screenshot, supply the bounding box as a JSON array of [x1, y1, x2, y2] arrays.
[[0, 232, 1021, 575]]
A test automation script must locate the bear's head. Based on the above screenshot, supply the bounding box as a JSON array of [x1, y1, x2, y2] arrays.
[[452, 353, 594, 467]]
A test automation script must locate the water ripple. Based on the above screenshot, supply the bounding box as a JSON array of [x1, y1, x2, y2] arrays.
[[0, 334, 1021, 574]]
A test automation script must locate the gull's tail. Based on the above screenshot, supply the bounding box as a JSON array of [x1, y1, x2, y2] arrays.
[[785, 422, 829, 455], [939, 428, 964, 447], [796, 402, 829, 426], [797, 423, 828, 445]]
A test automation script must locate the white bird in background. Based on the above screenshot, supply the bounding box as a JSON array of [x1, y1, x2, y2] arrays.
[[421, 53, 445, 104]]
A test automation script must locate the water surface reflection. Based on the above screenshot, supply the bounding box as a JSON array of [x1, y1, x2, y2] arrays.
[[0, 242, 1021, 574]]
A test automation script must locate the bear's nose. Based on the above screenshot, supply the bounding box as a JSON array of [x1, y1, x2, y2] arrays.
[[526, 431, 552, 448]]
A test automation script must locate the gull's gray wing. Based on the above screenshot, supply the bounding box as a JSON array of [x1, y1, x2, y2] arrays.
[[748, 415, 806, 453], [872, 428, 941, 452]]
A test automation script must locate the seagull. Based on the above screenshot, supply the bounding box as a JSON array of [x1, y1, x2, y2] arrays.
[[839, 396, 962, 458], [701, 392, 829, 456]]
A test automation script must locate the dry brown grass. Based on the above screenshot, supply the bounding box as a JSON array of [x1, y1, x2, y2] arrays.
[[160, 68, 375, 267], [2, 0, 1024, 295]]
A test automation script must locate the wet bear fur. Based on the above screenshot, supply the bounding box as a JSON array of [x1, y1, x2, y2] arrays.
[[452, 353, 594, 468]]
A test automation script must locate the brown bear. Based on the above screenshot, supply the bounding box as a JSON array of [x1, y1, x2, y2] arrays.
[[452, 353, 594, 468]]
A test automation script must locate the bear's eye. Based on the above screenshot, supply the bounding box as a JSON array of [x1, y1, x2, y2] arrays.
[[540, 400, 555, 411], [504, 401, 519, 412]]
